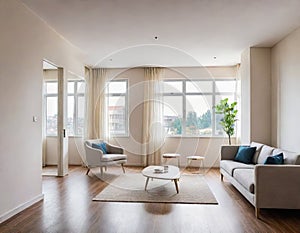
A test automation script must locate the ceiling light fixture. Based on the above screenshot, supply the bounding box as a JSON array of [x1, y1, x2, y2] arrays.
[[154, 36, 158, 40]]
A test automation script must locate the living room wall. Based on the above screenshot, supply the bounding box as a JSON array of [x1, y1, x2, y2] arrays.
[[271, 27, 300, 152], [0, 0, 84, 223]]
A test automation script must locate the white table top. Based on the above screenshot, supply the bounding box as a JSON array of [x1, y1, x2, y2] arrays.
[[142, 165, 180, 180]]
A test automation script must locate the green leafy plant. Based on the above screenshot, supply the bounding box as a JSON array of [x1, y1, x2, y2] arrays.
[[214, 98, 238, 145]]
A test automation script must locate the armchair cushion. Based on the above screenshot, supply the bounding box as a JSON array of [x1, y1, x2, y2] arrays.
[[102, 154, 127, 162], [92, 142, 107, 154]]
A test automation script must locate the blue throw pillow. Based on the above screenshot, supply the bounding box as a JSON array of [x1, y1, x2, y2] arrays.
[[264, 153, 284, 164], [234, 146, 256, 164], [92, 142, 107, 154]]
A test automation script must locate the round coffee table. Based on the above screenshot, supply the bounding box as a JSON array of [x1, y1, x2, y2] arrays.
[[141, 165, 181, 193]]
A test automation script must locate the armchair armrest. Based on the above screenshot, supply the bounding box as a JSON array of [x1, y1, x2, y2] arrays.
[[85, 143, 103, 166], [106, 143, 124, 154], [220, 145, 240, 160], [255, 165, 300, 209]]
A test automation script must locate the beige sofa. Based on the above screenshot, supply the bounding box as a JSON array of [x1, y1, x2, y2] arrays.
[[220, 142, 300, 218]]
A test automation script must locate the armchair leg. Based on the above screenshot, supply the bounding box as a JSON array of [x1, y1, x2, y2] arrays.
[[221, 174, 223, 181], [255, 207, 260, 219], [86, 168, 90, 175], [121, 163, 125, 173], [100, 167, 103, 175]]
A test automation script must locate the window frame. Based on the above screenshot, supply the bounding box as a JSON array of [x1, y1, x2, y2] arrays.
[[163, 78, 236, 137], [67, 80, 85, 136], [44, 80, 58, 136], [107, 79, 129, 137]]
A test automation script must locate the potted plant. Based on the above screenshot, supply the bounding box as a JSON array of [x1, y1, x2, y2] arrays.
[[214, 98, 238, 145]]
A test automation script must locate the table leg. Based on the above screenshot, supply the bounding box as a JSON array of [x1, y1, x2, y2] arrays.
[[174, 179, 179, 193], [144, 177, 150, 191]]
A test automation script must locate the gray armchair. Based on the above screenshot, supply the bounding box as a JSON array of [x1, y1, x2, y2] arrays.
[[84, 139, 127, 175]]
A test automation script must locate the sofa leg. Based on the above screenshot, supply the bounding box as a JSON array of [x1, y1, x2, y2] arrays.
[[221, 174, 223, 181], [121, 163, 125, 173], [255, 207, 260, 219], [86, 168, 90, 175]]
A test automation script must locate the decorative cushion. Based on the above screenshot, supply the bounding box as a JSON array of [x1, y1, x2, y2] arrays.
[[264, 153, 284, 164], [250, 142, 264, 164], [92, 142, 107, 154], [257, 145, 275, 164], [234, 146, 256, 164]]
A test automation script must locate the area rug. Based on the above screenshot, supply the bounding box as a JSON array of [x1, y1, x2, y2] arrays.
[[93, 173, 218, 204]]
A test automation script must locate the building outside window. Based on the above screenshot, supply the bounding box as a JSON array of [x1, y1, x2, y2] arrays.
[[163, 79, 236, 137], [107, 80, 128, 136]]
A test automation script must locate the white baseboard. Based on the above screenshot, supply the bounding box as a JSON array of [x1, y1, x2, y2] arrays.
[[0, 194, 44, 224]]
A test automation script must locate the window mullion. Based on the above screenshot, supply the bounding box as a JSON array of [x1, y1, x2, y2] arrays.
[[182, 80, 186, 136]]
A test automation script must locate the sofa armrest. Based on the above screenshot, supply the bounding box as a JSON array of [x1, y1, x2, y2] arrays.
[[255, 165, 300, 209], [220, 145, 239, 160], [106, 143, 124, 154]]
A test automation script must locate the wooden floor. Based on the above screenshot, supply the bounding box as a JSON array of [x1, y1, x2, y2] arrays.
[[1, 166, 300, 233]]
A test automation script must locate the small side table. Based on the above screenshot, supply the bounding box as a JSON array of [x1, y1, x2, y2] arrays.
[[186, 155, 205, 173], [162, 153, 181, 167]]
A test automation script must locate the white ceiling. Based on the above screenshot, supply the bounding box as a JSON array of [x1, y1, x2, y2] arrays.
[[22, 0, 300, 68]]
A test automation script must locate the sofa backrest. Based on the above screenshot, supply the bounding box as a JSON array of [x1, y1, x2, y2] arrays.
[[251, 141, 300, 165], [257, 145, 275, 164], [272, 148, 300, 165]]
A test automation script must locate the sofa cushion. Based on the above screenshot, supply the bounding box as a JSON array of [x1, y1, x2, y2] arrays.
[[264, 153, 284, 164], [233, 168, 255, 194], [250, 142, 264, 164], [272, 148, 300, 165], [234, 146, 256, 164], [101, 154, 127, 162], [220, 160, 254, 176], [257, 145, 275, 164]]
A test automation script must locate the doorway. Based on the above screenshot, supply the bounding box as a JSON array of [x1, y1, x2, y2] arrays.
[[42, 60, 68, 176]]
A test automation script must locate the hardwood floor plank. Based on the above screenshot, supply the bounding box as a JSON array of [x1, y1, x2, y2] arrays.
[[0, 166, 299, 233]]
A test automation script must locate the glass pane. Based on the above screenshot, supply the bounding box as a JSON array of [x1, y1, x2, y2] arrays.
[[77, 81, 85, 94], [108, 81, 127, 94], [68, 82, 74, 94], [46, 96, 57, 136], [46, 82, 58, 94], [215, 94, 236, 135], [163, 96, 183, 135], [163, 81, 182, 93], [186, 81, 213, 93], [77, 96, 85, 135], [108, 96, 126, 135], [186, 95, 212, 136], [67, 96, 74, 135], [215, 80, 236, 93]]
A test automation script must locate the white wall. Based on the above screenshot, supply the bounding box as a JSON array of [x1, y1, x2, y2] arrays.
[[271, 27, 300, 152], [0, 0, 84, 223]]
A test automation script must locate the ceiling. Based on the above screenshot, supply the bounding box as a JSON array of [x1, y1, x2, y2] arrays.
[[21, 0, 300, 68]]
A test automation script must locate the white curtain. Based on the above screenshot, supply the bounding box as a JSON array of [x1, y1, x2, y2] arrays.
[[142, 67, 165, 165], [84, 67, 108, 141]]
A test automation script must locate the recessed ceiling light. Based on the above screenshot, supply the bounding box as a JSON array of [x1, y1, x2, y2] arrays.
[[213, 56, 217, 59], [109, 58, 113, 61], [154, 36, 158, 40]]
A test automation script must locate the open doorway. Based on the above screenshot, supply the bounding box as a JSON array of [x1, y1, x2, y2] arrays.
[[42, 60, 69, 176]]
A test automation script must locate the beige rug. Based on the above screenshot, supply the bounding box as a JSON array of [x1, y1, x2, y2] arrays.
[[93, 173, 218, 204]]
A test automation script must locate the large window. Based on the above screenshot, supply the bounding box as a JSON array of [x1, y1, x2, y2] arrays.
[[67, 80, 85, 136], [44, 80, 85, 136], [163, 79, 236, 137], [107, 80, 128, 136]]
